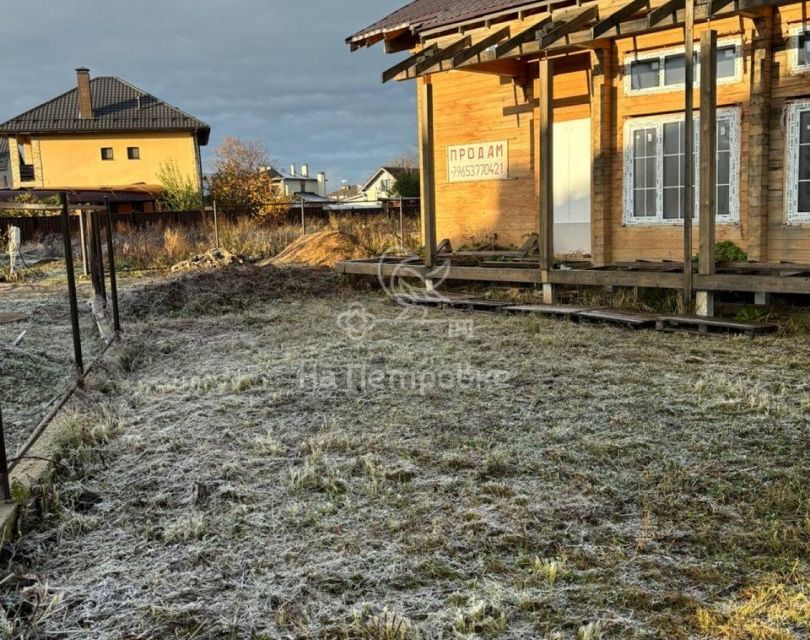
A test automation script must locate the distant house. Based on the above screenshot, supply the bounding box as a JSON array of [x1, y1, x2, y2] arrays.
[[360, 166, 419, 201], [265, 164, 328, 199], [328, 183, 361, 201], [0, 67, 210, 211]]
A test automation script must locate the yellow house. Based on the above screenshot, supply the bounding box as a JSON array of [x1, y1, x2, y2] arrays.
[[0, 68, 210, 207]]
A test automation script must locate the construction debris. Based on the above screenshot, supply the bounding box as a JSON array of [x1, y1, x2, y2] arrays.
[[171, 248, 244, 272]]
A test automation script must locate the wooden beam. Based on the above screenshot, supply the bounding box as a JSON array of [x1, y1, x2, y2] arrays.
[[453, 27, 510, 68], [590, 46, 614, 267], [465, 59, 529, 78], [707, 0, 736, 15], [699, 30, 717, 277], [382, 44, 438, 83], [418, 77, 437, 268], [540, 4, 599, 48], [747, 9, 774, 262], [683, 0, 695, 305], [538, 58, 554, 273], [503, 99, 540, 116], [647, 0, 685, 27], [495, 15, 551, 59], [592, 0, 649, 38], [416, 36, 472, 74]]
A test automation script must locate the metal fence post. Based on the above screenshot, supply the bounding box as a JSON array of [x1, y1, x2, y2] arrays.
[[0, 407, 11, 501], [104, 197, 121, 335], [61, 192, 83, 374]]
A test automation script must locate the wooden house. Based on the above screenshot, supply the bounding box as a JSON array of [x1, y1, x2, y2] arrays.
[[339, 0, 810, 310]]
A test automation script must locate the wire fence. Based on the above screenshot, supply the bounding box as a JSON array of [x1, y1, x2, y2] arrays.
[[0, 194, 121, 499]]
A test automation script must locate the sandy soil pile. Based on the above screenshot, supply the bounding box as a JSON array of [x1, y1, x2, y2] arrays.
[[265, 230, 371, 268], [171, 248, 243, 272]]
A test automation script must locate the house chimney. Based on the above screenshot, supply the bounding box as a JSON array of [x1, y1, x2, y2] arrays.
[[289, 164, 296, 176], [76, 68, 93, 119], [317, 172, 327, 197], [300, 163, 309, 178]]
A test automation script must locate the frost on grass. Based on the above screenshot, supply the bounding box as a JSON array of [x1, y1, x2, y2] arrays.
[[1, 267, 808, 639]]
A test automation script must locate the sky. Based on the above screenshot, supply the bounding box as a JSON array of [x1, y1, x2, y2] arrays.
[[0, 0, 414, 190]]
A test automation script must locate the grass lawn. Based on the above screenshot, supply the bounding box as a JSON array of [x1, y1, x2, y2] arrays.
[[1, 266, 808, 639]]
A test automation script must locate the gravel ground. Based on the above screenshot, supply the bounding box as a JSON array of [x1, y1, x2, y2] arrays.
[[0, 265, 808, 639]]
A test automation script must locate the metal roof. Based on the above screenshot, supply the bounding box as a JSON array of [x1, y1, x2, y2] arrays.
[[0, 76, 210, 145], [348, 0, 537, 47]]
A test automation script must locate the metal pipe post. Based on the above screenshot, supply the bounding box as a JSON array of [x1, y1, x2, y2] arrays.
[[60, 192, 83, 373], [0, 407, 11, 501], [104, 198, 121, 334]]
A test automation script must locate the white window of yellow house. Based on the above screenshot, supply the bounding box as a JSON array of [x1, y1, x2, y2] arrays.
[[127, 147, 140, 160], [101, 147, 114, 161], [623, 107, 741, 225], [784, 100, 810, 223], [624, 39, 742, 95]]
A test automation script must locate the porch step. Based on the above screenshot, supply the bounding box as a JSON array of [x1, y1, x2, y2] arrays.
[[656, 315, 778, 335]]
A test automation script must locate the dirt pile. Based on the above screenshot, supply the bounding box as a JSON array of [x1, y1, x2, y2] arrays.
[[121, 264, 337, 319], [171, 248, 243, 272], [264, 230, 370, 268]]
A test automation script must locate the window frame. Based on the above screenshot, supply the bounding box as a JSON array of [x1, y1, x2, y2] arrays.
[[623, 38, 743, 96], [127, 146, 140, 160], [784, 99, 810, 223], [789, 25, 810, 73], [623, 107, 742, 226], [100, 147, 114, 161]]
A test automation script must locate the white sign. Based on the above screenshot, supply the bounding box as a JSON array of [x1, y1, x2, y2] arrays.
[[447, 140, 509, 183]]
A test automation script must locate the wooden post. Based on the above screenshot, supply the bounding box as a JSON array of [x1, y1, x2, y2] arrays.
[[697, 30, 718, 317], [539, 58, 555, 302], [590, 45, 614, 268], [747, 8, 774, 263], [78, 208, 89, 275], [419, 76, 437, 269], [682, 0, 695, 308], [213, 200, 220, 249]]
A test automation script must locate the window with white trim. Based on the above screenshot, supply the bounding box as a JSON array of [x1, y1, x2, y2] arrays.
[[624, 40, 742, 95], [624, 108, 741, 224], [789, 26, 810, 72], [784, 100, 810, 222]]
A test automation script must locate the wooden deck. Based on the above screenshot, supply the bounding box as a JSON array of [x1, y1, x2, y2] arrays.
[[336, 258, 810, 295]]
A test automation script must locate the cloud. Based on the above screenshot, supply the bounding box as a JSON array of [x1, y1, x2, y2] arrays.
[[0, 0, 414, 185]]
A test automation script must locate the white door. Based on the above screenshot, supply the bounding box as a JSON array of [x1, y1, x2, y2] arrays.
[[553, 118, 591, 255]]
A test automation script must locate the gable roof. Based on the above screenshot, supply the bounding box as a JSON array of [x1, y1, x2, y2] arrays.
[[361, 166, 419, 192], [348, 0, 537, 48], [0, 76, 210, 145]]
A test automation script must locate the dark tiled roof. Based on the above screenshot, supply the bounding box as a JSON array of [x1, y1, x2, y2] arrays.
[[348, 0, 536, 45], [0, 76, 210, 145]]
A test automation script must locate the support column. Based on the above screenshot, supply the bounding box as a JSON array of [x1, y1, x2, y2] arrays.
[[418, 76, 437, 272], [682, 0, 695, 308], [747, 8, 774, 263], [538, 57, 555, 303], [698, 30, 718, 317], [590, 45, 614, 268]]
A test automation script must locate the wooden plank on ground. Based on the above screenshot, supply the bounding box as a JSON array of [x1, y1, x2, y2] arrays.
[[577, 308, 660, 328], [505, 304, 595, 317], [0, 313, 27, 324], [656, 315, 778, 335]]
